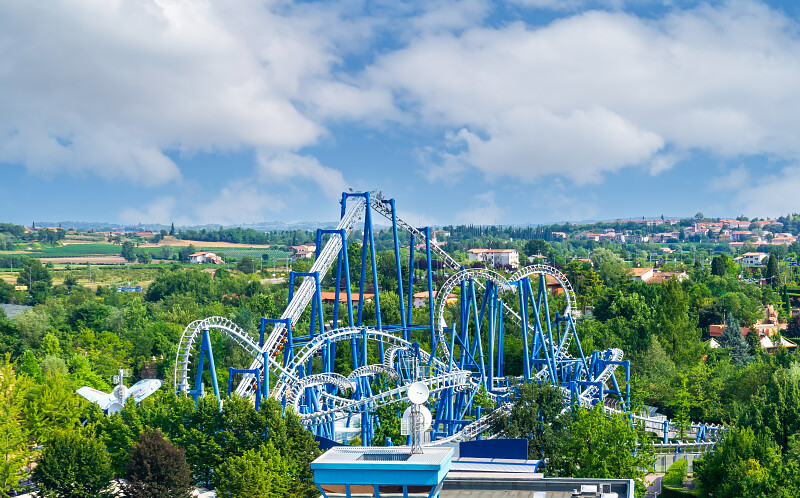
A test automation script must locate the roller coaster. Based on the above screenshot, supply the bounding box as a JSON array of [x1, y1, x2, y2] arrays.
[[173, 191, 721, 450]]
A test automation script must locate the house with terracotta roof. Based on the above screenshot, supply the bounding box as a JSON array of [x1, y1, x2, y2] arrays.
[[414, 232, 447, 250], [319, 291, 373, 304], [647, 271, 688, 284], [730, 231, 752, 242], [412, 291, 458, 308], [467, 249, 519, 268], [760, 335, 797, 353], [527, 253, 549, 263], [293, 249, 315, 261], [630, 267, 654, 282], [291, 244, 316, 253], [772, 234, 797, 245]]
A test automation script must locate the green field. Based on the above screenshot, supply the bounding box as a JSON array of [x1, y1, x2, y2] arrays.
[[21, 243, 291, 261], [203, 247, 292, 260], [26, 244, 124, 256]]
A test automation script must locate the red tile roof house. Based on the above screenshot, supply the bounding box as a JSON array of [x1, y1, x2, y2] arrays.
[[291, 244, 316, 252], [709, 305, 792, 352], [467, 249, 520, 268], [629, 267, 654, 282], [730, 231, 752, 242], [319, 292, 373, 304], [293, 249, 315, 261], [412, 291, 458, 309], [772, 234, 797, 245]]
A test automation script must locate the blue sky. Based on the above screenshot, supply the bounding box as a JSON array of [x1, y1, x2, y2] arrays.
[[2, 0, 800, 227]]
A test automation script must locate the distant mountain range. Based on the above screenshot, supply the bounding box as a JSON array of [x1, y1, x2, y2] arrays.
[[32, 220, 346, 232], [30, 215, 690, 232]]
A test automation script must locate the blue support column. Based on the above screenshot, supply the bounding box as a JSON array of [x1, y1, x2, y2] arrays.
[[406, 235, 415, 332], [518, 281, 531, 381], [424, 227, 435, 349], [388, 199, 407, 337], [262, 351, 270, 398], [262, 317, 292, 368], [497, 300, 504, 379], [227, 368, 261, 410], [259, 317, 266, 348], [539, 277, 558, 383], [341, 230, 355, 327], [488, 281, 496, 390], [189, 329, 219, 403], [366, 194, 382, 332]]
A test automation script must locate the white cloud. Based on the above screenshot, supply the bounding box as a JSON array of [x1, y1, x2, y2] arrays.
[[352, 2, 800, 184], [457, 191, 504, 225], [0, 126, 181, 185], [712, 166, 750, 191], [119, 180, 288, 225], [527, 186, 600, 223], [396, 209, 439, 228], [257, 151, 348, 200], [649, 152, 685, 176], [738, 166, 800, 218], [417, 142, 469, 185], [410, 0, 490, 34], [455, 106, 663, 184], [7, 0, 800, 223], [509, 0, 588, 10], [200, 181, 287, 225], [0, 0, 366, 184], [120, 197, 178, 225]]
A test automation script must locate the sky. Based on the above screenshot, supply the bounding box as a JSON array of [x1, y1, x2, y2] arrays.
[[2, 0, 800, 227]]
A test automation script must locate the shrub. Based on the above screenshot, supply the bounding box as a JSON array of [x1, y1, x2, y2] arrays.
[[32, 430, 114, 498], [661, 484, 701, 498], [662, 458, 688, 486], [120, 428, 192, 498]]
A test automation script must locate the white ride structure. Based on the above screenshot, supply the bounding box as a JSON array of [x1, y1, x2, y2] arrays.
[[77, 368, 161, 415]]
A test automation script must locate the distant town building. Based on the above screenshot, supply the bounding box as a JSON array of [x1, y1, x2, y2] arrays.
[[319, 291, 373, 304], [467, 248, 519, 268], [188, 252, 225, 264], [629, 268, 687, 284], [412, 291, 458, 308], [630, 267, 654, 281], [771, 233, 797, 245], [291, 244, 316, 253], [293, 249, 315, 261], [414, 232, 447, 251], [736, 252, 768, 268]]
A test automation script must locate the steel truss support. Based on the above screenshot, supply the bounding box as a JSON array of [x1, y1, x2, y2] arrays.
[[188, 329, 219, 403], [176, 191, 657, 447]]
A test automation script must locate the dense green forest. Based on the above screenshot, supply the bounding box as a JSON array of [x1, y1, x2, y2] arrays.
[[2, 230, 800, 495]]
